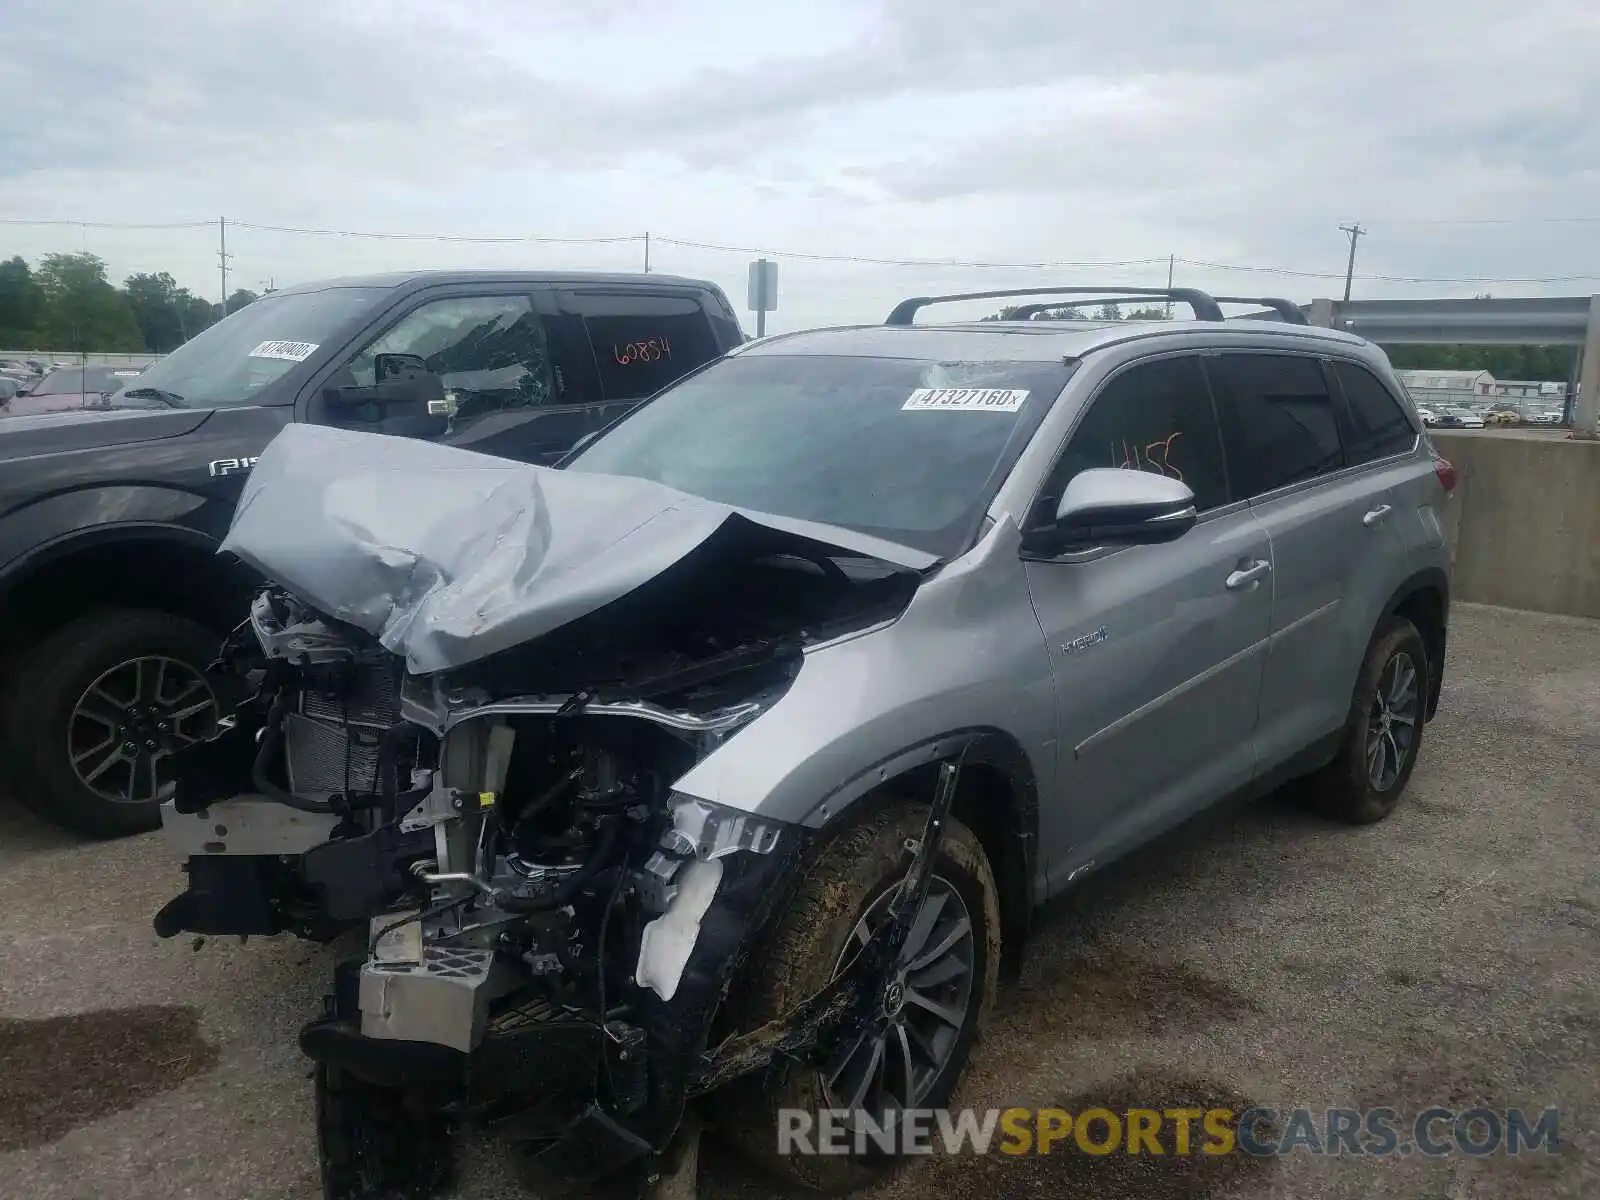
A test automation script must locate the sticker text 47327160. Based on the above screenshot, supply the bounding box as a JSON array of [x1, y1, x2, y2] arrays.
[[902, 388, 1029, 413]]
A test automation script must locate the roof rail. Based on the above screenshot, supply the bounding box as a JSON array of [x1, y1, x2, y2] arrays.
[[1212, 296, 1309, 325], [885, 286, 1226, 326]]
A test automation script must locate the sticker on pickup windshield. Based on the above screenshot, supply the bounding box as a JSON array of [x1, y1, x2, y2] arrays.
[[248, 340, 319, 362], [903, 388, 1029, 412]]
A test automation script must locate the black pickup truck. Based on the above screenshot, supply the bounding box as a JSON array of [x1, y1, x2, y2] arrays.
[[0, 270, 746, 836]]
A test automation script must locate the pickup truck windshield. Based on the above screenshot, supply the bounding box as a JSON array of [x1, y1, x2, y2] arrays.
[[107, 286, 390, 409], [567, 353, 1074, 557]]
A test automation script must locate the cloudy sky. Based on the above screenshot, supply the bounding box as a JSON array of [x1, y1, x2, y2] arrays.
[[2, 0, 1598, 331]]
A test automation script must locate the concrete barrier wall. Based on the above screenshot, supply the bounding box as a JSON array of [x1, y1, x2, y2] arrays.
[[1430, 431, 1600, 619]]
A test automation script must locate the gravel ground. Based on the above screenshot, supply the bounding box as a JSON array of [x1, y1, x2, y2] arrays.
[[1, 601, 1595, 1199]]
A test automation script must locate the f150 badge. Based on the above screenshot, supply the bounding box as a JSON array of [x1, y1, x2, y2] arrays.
[[209, 456, 259, 478], [1062, 626, 1109, 655]]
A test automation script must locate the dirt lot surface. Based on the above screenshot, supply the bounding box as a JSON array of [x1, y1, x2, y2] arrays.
[[1, 602, 1595, 1198]]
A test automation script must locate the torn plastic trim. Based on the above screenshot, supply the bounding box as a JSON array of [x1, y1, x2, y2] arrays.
[[634, 794, 791, 1001], [634, 858, 724, 1003]]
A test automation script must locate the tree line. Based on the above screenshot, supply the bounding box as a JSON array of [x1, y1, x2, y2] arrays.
[[0, 252, 260, 354]]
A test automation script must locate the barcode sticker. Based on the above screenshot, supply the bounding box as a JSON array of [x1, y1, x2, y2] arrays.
[[903, 388, 1029, 413], [248, 340, 319, 362]]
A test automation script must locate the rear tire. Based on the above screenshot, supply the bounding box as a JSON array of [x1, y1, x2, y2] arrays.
[[3, 609, 222, 838], [1314, 615, 1429, 824], [715, 798, 1001, 1193]]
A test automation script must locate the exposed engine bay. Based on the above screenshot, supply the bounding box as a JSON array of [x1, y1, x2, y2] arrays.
[[154, 526, 946, 1195]]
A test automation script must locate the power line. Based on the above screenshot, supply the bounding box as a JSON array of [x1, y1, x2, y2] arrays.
[[11, 214, 1600, 285], [1372, 215, 1600, 226], [655, 235, 1171, 271], [0, 217, 215, 230], [1174, 257, 1600, 285], [229, 220, 640, 245]]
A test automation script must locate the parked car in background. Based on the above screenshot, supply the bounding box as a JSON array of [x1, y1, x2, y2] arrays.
[[0, 365, 145, 416], [1531, 409, 1565, 425], [1415, 406, 1439, 426], [0, 270, 746, 836], [0, 377, 17, 408], [0, 358, 41, 391], [1437, 407, 1485, 429], [1485, 409, 1521, 426]]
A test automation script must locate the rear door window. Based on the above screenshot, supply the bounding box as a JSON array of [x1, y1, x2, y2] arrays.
[[1205, 353, 1344, 498], [1332, 360, 1417, 464], [569, 293, 722, 402]]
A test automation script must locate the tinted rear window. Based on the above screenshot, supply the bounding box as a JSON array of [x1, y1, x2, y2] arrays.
[[572, 293, 722, 402], [1334, 361, 1416, 464], [1207, 354, 1344, 497]]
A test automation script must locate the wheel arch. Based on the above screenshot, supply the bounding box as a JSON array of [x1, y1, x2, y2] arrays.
[[1380, 567, 1449, 721], [805, 726, 1039, 979], [0, 525, 256, 675]]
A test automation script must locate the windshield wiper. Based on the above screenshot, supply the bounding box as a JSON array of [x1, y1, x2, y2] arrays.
[[115, 386, 186, 408]]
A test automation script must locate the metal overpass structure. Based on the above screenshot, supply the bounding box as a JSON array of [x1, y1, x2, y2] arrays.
[[1300, 295, 1600, 437]]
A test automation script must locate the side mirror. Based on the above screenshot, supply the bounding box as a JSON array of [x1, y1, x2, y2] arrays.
[[1023, 468, 1197, 556], [322, 353, 449, 437]]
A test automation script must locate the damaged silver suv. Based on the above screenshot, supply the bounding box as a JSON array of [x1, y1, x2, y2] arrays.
[[155, 286, 1453, 1198]]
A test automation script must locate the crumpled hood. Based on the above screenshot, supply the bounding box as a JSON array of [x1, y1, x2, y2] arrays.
[[220, 423, 936, 676]]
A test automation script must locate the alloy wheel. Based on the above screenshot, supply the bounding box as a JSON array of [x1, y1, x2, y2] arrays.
[[820, 875, 976, 1126], [1366, 651, 1419, 792], [67, 656, 218, 805]]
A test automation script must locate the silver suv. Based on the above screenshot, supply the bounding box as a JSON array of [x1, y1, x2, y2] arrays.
[[156, 286, 1453, 1197]]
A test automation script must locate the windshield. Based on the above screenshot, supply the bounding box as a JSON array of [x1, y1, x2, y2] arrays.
[[567, 353, 1075, 556], [31, 366, 138, 396], [107, 285, 390, 408]]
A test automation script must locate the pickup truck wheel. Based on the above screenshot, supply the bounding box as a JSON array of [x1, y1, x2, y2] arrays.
[[715, 799, 1001, 1193], [1314, 615, 1428, 825], [4, 610, 221, 838]]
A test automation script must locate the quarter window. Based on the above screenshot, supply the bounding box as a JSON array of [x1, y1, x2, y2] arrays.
[[1333, 360, 1416, 464], [1207, 354, 1343, 497], [1034, 354, 1230, 524]]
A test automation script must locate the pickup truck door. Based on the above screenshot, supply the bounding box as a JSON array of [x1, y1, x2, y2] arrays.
[[552, 287, 736, 440], [303, 285, 593, 466]]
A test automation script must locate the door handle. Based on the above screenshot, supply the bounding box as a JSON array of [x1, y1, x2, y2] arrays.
[[1226, 559, 1272, 590], [1363, 504, 1392, 528]]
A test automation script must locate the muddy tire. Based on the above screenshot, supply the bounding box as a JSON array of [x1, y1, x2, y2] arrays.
[[1313, 615, 1429, 825], [316, 1062, 454, 1200], [3, 609, 221, 838], [715, 798, 1001, 1193]]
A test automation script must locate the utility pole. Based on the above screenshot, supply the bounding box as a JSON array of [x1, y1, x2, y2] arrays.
[[1339, 222, 1366, 302], [218, 217, 232, 317], [643, 231, 651, 274], [1164, 254, 1175, 318]]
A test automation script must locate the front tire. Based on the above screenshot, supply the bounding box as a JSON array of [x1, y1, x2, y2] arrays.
[[716, 798, 1001, 1193], [3, 609, 222, 837], [1315, 615, 1429, 824]]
